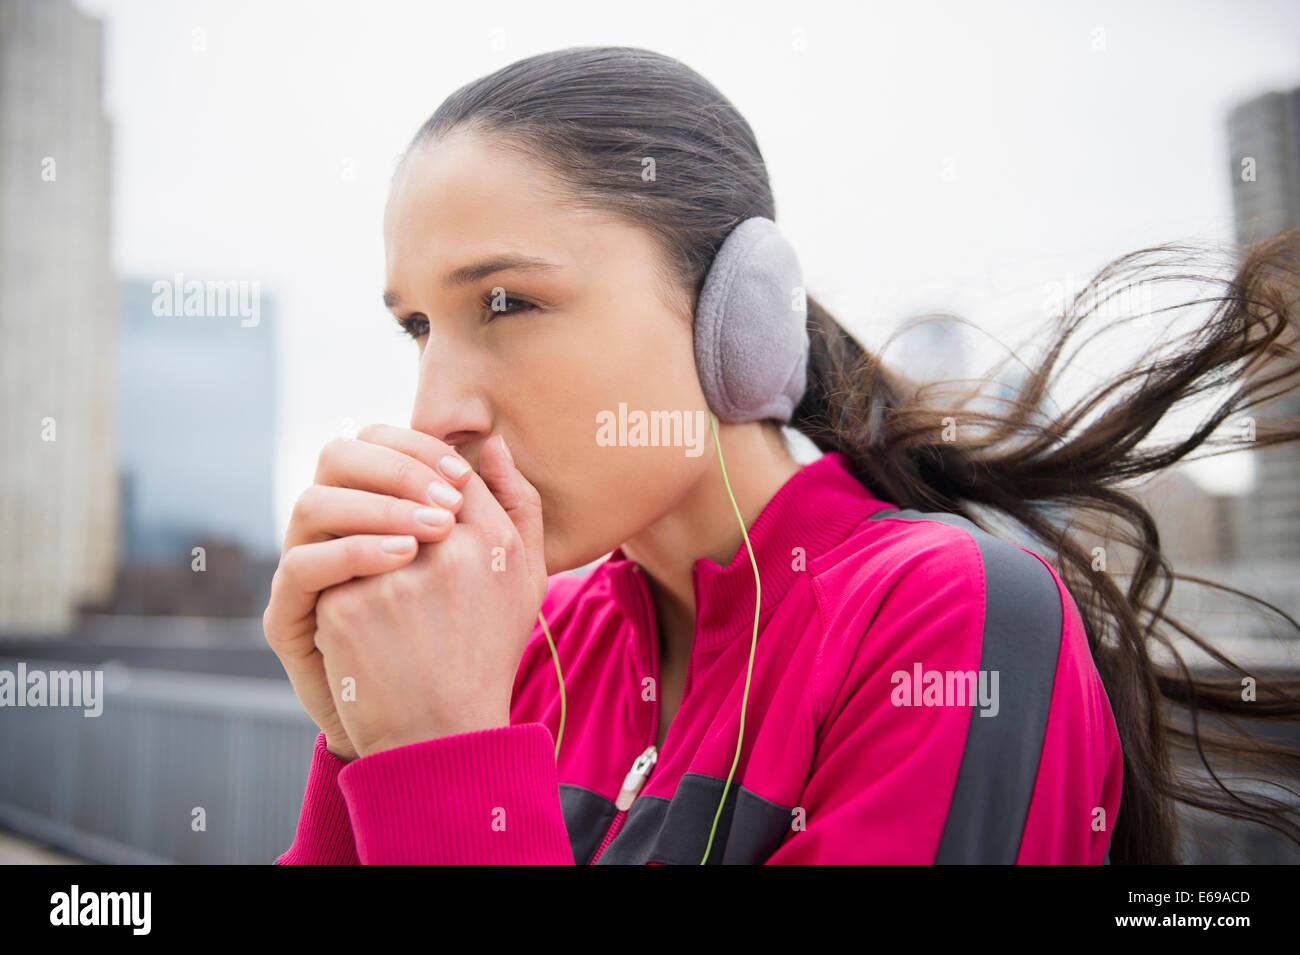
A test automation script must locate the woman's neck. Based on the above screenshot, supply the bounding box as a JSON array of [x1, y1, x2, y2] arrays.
[[620, 422, 801, 667]]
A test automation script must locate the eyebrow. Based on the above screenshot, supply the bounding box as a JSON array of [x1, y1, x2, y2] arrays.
[[382, 254, 565, 309]]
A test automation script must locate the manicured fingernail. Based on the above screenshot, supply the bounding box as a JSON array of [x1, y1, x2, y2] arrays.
[[381, 535, 416, 553], [426, 481, 461, 508], [440, 454, 470, 479], [498, 434, 514, 466], [414, 506, 453, 527]]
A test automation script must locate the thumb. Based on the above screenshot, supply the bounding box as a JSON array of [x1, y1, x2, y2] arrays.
[[479, 434, 547, 587]]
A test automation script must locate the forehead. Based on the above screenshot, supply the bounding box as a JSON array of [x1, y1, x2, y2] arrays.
[[384, 133, 585, 259], [380, 130, 685, 318]]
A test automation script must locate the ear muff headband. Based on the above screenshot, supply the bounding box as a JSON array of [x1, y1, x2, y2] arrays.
[[694, 216, 810, 423]]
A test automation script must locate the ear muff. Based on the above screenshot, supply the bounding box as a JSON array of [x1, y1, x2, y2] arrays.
[[694, 216, 810, 423]]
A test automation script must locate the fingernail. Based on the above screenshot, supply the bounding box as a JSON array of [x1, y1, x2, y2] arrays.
[[440, 454, 470, 479], [414, 506, 453, 527], [498, 434, 514, 466], [426, 481, 462, 508], [381, 535, 416, 553]]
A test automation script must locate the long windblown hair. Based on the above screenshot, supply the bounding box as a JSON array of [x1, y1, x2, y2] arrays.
[[404, 45, 1300, 863]]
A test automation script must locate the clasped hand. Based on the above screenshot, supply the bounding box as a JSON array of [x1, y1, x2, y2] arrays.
[[262, 424, 547, 761]]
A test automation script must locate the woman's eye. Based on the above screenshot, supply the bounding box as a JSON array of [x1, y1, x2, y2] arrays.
[[393, 292, 537, 341], [395, 316, 428, 340], [481, 290, 538, 320]]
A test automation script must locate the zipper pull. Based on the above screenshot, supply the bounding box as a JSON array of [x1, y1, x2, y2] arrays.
[[615, 745, 658, 810]]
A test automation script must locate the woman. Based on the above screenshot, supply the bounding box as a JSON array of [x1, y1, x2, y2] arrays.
[[267, 46, 1300, 864]]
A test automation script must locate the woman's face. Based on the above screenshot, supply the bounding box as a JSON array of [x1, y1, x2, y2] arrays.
[[383, 130, 715, 574]]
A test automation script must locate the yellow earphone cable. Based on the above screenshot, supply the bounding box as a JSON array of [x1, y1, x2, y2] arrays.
[[699, 409, 761, 865], [535, 409, 761, 865], [535, 609, 564, 762]]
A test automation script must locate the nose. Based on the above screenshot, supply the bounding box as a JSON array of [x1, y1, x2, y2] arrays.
[[408, 331, 492, 459]]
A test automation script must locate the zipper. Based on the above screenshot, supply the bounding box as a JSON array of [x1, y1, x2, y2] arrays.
[[589, 744, 657, 863], [589, 565, 661, 864]]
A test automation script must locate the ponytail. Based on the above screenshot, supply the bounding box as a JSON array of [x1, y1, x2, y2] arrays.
[[789, 226, 1300, 864]]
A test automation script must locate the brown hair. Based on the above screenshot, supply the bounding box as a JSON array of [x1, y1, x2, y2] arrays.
[[405, 45, 1300, 863]]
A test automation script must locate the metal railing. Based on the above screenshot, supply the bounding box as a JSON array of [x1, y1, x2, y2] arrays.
[[0, 655, 318, 864], [2, 653, 1297, 864]]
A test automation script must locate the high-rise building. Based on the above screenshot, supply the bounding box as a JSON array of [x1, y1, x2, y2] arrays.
[[0, 0, 116, 632], [116, 278, 278, 566], [1227, 87, 1300, 563], [1230, 88, 1300, 247]]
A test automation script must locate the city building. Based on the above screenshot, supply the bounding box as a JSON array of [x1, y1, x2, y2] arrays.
[[0, 0, 116, 632], [1228, 86, 1300, 564]]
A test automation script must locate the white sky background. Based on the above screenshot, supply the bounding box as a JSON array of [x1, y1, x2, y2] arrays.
[[73, 0, 1300, 546]]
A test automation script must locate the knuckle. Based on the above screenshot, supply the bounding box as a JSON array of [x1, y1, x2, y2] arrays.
[[432, 530, 466, 563], [481, 533, 512, 568], [278, 549, 302, 588], [492, 528, 520, 559], [317, 436, 348, 472], [315, 591, 338, 628], [355, 422, 385, 443], [391, 455, 418, 490], [341, 534, 368, 567], [316, 582, 354, 626], [382, 564, 419, 599], [523, 482, 543, 509], [291, 487, 320, 526], [381, 494, 407, 527]]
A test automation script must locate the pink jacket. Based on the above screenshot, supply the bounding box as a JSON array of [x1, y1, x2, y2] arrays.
[[276, 450, 1123, 864]]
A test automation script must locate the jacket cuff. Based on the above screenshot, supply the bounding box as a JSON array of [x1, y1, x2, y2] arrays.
[[275, 731, 361, 864], [337, 722, 575, 864]]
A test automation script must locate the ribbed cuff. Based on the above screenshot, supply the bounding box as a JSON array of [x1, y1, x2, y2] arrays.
[[337, 722, 576, 864], [275, 731, 361, 865]]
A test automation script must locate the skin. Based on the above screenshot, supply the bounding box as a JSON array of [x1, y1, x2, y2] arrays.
[[262, 430, 481, 760], [263, 127, 801, 761]]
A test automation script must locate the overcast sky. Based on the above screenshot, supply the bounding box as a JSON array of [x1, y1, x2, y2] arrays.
[[72, 0, 1300, 544]]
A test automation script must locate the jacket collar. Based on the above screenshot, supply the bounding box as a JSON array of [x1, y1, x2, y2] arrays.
[[596, 451, 891, 651]]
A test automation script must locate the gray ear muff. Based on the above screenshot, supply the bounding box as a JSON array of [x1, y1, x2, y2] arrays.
[[694, 216, 810, 424]]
